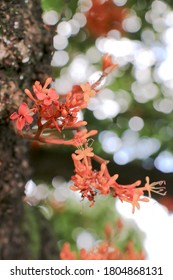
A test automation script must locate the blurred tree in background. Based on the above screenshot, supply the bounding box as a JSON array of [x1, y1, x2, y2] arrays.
[[1, 0, 173, 260], [0, 0, 57, 259]]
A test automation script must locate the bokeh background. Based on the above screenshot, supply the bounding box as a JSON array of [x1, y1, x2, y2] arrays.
[[3, 0, 173, 260]]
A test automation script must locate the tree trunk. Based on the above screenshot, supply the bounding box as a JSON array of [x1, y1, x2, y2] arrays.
[[0, 0, 57, 259]]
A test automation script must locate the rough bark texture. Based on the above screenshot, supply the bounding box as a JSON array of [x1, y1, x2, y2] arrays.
[[0, 0, 57, 259]]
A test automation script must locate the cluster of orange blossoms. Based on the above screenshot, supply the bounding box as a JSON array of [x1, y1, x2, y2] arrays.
[[60, 240, 144, 260], [60, 220, 145, 260], [10, 54, 166, 213]]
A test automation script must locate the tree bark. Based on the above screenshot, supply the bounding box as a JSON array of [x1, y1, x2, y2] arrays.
[[0, 0, 57, 259]]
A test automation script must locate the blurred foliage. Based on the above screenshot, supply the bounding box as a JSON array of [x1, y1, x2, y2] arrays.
[[41, 196, 144, 255], [42, 0, 78, 14], [23, 206, 41, 259]]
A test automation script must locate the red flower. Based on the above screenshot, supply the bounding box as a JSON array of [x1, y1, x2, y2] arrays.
[[10, 103, 33, 131], [32, 77, 59, 106], [85, 0, 126, 38], [43, 88, 59, 106]]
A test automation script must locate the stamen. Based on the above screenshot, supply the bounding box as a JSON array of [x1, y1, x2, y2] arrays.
[[144, 176, 166, 197]]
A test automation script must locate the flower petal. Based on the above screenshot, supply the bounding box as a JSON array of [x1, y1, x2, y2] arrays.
[[43, 98, 52, 106], [18, 103, 28, 116], [25, 115, 33, 124], [36, 92, 46, 100], [16, 118, 25, 130], [73, 154, 84, 160], [43, 77, 52, 89], [47, 88, 58, 100], [10, 112, 19, 120]]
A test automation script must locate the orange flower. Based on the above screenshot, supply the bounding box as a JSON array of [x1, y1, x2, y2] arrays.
[[60, 243, 76, 260], [102, 53, 118, 74], [114, 177, 166, 213], [60, 220, 145, 260], [80, 82, 96, 102], [60, 241, 145, 260], [72, 129, 98, 146], [73, 147, 94, 161], [143, 176, 166, 198]]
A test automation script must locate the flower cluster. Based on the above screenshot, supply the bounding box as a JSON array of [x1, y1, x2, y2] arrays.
[[71, 142, 166, 212], [10, 54, 113, 139], [60, 220, 145, 260], [10, 77, 90, 134], [60, 240, 145, 260], [10, 53, 166, 213]]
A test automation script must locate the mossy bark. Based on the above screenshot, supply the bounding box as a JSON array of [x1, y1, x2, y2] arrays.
[[0, 0, 57, 259]]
